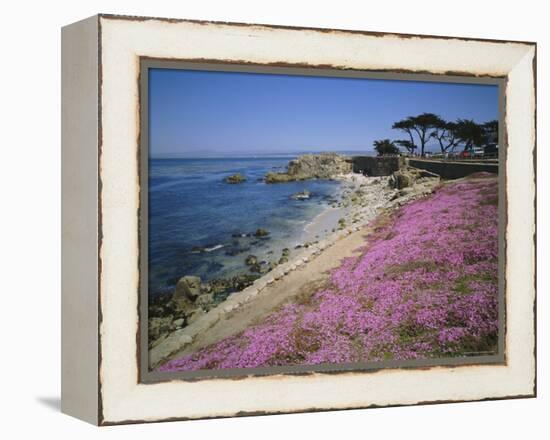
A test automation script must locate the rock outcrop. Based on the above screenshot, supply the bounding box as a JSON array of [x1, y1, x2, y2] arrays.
[[291, 190, 311, 200], [254, 228, 269, 237], [148, 272, 260, 349], [389, 166, 440, 190], [174, 275, 201, 302], [224, 173, 246, 184], [265, 153, 352, 183]]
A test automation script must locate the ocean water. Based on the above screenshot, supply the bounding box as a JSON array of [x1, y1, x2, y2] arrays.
[[148, 157, 342, 296]]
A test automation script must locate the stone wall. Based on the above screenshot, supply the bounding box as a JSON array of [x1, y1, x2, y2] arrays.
[[351, 156, 404, 176], [408, 159, 498, 179]]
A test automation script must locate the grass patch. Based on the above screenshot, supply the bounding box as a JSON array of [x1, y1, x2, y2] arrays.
[[453, 271, 497, 296], [453, 277, 472, 295], [397, 319, 427, 343], [464, 172, 497, 180], [292, 328, 321, 354], [293, 279, 327, 307], [383, 231, 397, 240], [386, 260, 439, 275], [295, 290, 317, 306], [448, 333, 498, 357], [359, 297, 375, 311], [481, 196, 498, 206]]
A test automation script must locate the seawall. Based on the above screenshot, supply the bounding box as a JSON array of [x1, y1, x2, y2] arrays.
[[350, 155, 499, 180], [408, 158, 498, 179], [350, 156, 404, 176]]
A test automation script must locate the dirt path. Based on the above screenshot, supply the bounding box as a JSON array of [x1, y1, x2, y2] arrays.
[[169, 225, 374, 360]]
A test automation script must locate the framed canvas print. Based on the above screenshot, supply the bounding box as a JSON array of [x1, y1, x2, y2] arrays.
[[61, 14, 537, 425]]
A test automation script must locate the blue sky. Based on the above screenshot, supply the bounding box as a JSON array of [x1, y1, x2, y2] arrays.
[[149, 68, 499, 157]]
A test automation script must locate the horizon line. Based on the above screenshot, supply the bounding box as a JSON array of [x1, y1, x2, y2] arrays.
[[150, 149, 377, 159]]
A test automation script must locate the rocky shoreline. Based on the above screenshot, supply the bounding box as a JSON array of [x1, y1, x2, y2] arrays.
[[265, 152, 352, 183], [149, 155, 441, 368]]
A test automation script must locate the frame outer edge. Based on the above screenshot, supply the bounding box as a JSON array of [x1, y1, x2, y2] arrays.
[[61, 14, 100, 425], [97, 12, 537, 46], [95, 15, 537, 425], [531, 44, 537, 398]]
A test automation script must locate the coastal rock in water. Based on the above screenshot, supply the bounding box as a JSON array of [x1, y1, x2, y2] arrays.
[[245, 255, 258, 266], [174, 275, 202, 302], [172, 296, 195, 314], [265, 153, 352, 183], [201, 273, 259, 299], [232, 274, 259, 290], [279, 248, 291, 264], [287, 153, 352, 178], [250, 262, 270, 274], [291, 189, 311, 200], [206, 279, 229, 295], [150, 272, 258, 346], [265, 172, 294, 183], [224, 173, 246, 184], [254, 228, 269, 237]]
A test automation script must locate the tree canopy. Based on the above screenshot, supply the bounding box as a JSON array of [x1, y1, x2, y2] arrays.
[[392, 113, 442, 156], [454, 119, 485, 151], [430, 120, 459, 154], [395, 139, 417, 154], [390, 113, 498, 156], [373, 139, 400, 156]]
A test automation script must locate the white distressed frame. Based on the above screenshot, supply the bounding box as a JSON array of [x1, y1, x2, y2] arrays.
[[62, 14, 536, 425]]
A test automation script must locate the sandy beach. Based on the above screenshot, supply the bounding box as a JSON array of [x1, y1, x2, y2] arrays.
[[299, 174, 392, 242]]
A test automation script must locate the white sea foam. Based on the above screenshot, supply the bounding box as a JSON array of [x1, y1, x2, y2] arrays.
[[204, 244, 225, 252]]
